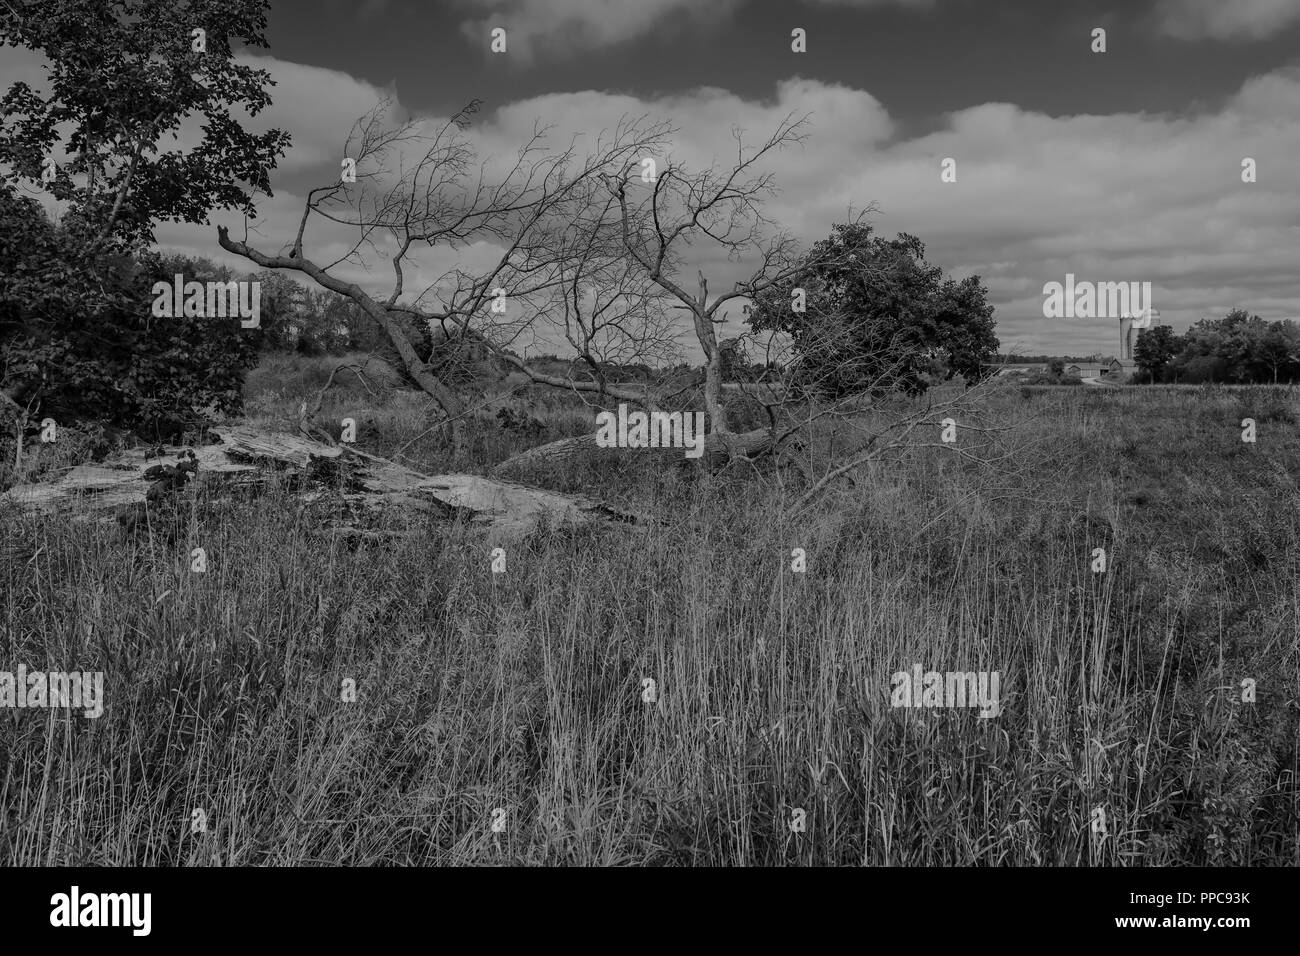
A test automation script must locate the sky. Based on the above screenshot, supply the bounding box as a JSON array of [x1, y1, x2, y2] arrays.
[[5, 0, 1300, 359]]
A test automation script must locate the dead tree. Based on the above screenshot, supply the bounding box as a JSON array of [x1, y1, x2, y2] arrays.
[[491, 181, 680, 406], [492, 114, 860, 473], [0, 424, 649, 536], [216, 97, 672, 432]]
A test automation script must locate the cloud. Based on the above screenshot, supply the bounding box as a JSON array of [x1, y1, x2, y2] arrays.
[[461, 69, 1300, 356], [454, 0, 941, 60], [233, 53, 392, 173], [456, 0, 743, 62], [4, 41, 1297, 358], [195, 59, 1300, 357], [1155, 0, 1300, 40]]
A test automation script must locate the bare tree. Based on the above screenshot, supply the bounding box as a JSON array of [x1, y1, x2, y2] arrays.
[[216, 100, 1000, 497], [216, 97, 672, 429], [491, 183, 681, 406], [490, 114, 861, 472]]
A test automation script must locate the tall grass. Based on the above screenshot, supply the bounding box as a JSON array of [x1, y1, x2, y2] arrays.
[[1, 361, 1296, 865]]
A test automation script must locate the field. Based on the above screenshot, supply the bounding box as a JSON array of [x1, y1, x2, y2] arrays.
[[1, 355, 1297, 865]]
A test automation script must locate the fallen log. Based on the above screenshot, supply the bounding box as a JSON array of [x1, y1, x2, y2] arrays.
[[0, 425, 648, 536]]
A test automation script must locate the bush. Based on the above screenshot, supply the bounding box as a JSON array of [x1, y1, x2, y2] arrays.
[[0, 184, 259, 441]]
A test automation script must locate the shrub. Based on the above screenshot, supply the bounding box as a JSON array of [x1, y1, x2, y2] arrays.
[[0, 184, 259, 441]]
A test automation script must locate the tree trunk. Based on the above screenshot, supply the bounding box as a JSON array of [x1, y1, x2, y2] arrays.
[[2, 425, 649, 536], [216, 226, 465, 418]]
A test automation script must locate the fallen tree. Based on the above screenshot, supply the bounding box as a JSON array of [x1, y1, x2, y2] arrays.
[[0, 425, 647, 536], [215, 100, 671, 429], [213, 100, 859, 474]]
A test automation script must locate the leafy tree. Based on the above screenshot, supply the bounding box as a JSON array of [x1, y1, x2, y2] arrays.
[[1172, 353, 1230, 385], [1133, 325, 1181, 383], [1259, 321, 1300, 384], [1219, 309, 1270, 382], [0, 0, 289, 436], [252, 269, 310, 353], [747, 223, 998, 397], [1163, 309, 1300, 385], [0, 0, 288, 246], [0, 186, 259, 438]]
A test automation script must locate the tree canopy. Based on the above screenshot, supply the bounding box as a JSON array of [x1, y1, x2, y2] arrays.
[[746, 222, 999, 396], [1135, 309, 1300, 384], [0, 0, 288, 246], [0, 0, 288, 437]]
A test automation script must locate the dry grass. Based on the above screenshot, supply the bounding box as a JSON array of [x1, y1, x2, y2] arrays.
[[1, 356, 1296, 865]]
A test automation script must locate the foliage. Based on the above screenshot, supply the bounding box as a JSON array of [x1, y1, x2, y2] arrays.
[[0, 184, 258, 439], [747, 222, 999, 397], [1133, 325, 1180, 381], [0, 0, 289, 245], [1136, 309, 1300, 384], [0, 0, 287, 436]]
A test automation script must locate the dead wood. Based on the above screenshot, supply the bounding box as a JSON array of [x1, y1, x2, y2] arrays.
[[0, 424, 648, 536]]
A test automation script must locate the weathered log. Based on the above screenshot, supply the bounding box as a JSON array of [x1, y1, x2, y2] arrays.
[[0, 425, 647, 536]]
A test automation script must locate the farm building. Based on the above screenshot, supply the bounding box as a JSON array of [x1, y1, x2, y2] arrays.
[[1064, 363, 1109, 378]]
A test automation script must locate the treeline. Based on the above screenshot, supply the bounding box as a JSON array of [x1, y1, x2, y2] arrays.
[[991, 354, 1101, 364], [1, 177, 382, 442], [244, 267, 381, 355], [1134, 309, 1300, 384]]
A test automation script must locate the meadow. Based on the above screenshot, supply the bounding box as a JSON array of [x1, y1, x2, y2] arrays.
[[1, 355, 1296, 865]]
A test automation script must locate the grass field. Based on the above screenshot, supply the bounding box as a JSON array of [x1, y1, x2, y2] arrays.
[[1, 355, 1297, 865]]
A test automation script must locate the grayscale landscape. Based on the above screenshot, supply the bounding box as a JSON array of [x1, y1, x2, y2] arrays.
[[1, 0, 1297, 868]]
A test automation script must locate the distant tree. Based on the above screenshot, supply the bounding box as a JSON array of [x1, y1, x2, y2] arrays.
[[1259, 321, 1300, 384], [1221, 309, 1270, 382], [1164, 309, 1299, 385], [719, 337, 771, 382], [253, 270, 310, 352], [1174, 354, 1230, 384], [747, 222, 998, 397], [1048, 358, 1065, 377], [1133, 326, 1181, 383]]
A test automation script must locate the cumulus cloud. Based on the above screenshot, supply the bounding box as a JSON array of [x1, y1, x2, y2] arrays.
[[4, 41, 1297, 357], [1155, 0, 1300, 40], [196, 59, 1300, 356], [231, 52, 394, 174]]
